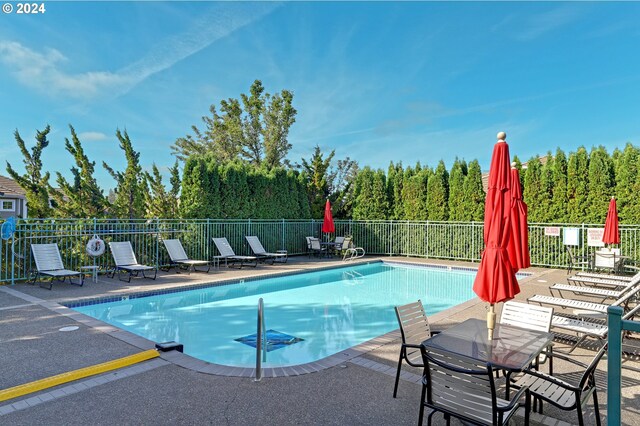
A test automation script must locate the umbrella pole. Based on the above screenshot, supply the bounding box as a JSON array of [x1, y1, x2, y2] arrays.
[[487, 304, 496, 340]]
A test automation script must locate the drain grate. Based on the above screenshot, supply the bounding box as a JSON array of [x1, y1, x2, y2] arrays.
[[235, 329, 303, 352]]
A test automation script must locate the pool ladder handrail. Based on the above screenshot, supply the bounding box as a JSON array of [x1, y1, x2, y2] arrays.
[[254, 298, 267, 382], [343, 246, 365, 261]]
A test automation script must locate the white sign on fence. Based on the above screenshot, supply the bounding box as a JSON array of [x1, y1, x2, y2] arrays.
[[563, 227, 580, 246], [544, 227, 561, 237], [587, 228, 605, 247]]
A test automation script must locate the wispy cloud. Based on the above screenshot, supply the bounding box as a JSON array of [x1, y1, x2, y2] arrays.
[[515, 5, 585, 41], [0, 3, 281, 100], [78, 131, 109, 142]]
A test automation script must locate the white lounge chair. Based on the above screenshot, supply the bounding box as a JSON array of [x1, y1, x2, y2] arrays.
[[528, 282, 640, 314], [30, 243, 84, 290], [574, 272, 634, 282], [567, 272, 640, 288], [550, 284, 633, 303], [163, 239, 210, 274], [109, 241, 157, 282], [245, 236, 287, 264], [212, 237, 257, 268], [550, 274, 640, 302], [530, 286, 640, 352]]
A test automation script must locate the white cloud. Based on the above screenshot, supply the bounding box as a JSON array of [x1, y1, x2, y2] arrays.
[[0, 3, 281, 100], [78, 131, 108, 142], [515, 5, 585, 41]]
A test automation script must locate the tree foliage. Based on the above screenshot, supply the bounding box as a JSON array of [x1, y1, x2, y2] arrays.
[[447, 159, 467, 221], [461, 160, 485, 221], [299, 145, 334, 218], [566, 147, 589, 223], [585, 146, 614, 223], [426, 160, 449, 220], [6, 126, 53, 218], [103, 130, 147, 219], [171, 80, 297, 169], [145, 161, 180, 218], [49, 126, 109, 218]]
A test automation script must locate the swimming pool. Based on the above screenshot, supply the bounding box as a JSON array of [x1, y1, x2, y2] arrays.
[[73, 262, 485, 367]]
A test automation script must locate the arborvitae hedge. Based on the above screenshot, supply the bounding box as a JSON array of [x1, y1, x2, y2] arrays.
[[180, 157, 311, 219]]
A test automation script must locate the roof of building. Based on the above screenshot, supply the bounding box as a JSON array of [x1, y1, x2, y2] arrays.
[[0, 175, 26, 199]]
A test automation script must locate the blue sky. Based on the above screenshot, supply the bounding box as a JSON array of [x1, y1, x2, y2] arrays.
[[1, 1, 639, 189]]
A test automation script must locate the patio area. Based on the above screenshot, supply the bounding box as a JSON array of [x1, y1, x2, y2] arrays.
[[1, 256, 639, 425]]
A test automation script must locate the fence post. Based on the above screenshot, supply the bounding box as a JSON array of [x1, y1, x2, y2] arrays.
[[607, 306, 623, 426], [281, 218, 285, 251], [425, 221, 429, 259]]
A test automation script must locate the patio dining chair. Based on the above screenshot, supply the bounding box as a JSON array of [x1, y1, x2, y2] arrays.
[[507, 344, 607, 426], [500, 301, 554, 372], [419, 345, 531, 426], [308, 237, 326, 257], [393, 300, 437, 398], [566, 246, 592, 275]]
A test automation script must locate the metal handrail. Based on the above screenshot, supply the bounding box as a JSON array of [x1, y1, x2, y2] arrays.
[[254, 298, 267, 381]]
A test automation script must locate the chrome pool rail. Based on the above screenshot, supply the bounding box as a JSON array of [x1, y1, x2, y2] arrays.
[[255, 297, 266, 382], [2, 218, 640, 283]]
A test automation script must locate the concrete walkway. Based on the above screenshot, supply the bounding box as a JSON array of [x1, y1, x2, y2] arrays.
[[1, 256, 639, 425]]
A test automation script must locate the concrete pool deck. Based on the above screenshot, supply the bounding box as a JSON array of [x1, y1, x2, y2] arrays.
[[1, 256, 639, 425]]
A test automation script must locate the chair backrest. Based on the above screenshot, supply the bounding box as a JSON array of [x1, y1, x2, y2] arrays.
[[109, 241, 138, 267], [31, 243, 64, 272], [163, 239, 189, 261], [334, 236, 345, 246], [310, 237, 321, 250], [595, 249, 618, 269], [305, 236, 313, 249], [500, 301, 553, 332], [421, 346, 499, 425], [245, 236, 266, 255], [341, 237, 352, 250], [395, 300, 432, 347], [213, 237, 236, 257]]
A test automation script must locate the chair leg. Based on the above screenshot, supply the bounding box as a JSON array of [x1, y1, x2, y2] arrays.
[[577, 402, 584, 426], [393, 350, 404, 398], [592, 389, 601, 426], [418, 381, 427, 426]]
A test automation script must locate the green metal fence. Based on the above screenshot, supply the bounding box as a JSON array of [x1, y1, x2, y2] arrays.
[[1, 218, 640, 284]]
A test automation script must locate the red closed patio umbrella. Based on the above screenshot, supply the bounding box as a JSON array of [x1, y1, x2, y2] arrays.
[[506, 163, 531, 271], [603, 196, 620, 246], [472, 132, 520, 339], [322, 200, 335, 234]]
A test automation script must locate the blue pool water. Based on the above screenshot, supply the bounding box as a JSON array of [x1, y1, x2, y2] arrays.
[[73, 262, 480, 367]]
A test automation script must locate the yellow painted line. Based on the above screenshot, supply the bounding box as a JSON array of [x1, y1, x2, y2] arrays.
[[0, 349, 159, 402]]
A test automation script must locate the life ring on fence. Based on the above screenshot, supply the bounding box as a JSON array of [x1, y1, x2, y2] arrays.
[[86, 235, 105, 257]]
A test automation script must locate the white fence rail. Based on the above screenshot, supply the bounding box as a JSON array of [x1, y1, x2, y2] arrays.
[[1, 218, 639, 283]]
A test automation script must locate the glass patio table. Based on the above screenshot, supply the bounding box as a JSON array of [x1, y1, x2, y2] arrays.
[[422, 318, 554, 372]]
